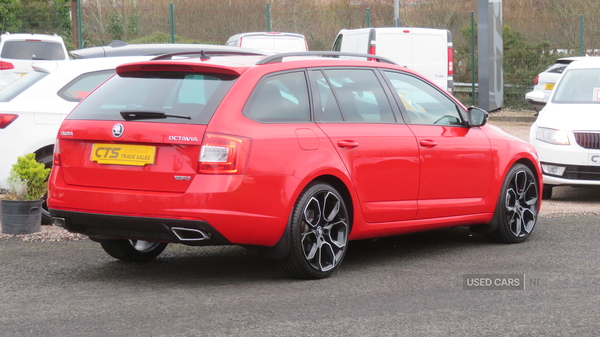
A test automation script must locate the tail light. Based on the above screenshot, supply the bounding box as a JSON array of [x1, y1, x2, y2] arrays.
[[198, 133, 252, 174], [53, 140, 61, 167], [447, 47, 453, 76], [0, 114, 18, 128], [0, 61, 14, 70], [534, 75, 539, 86]]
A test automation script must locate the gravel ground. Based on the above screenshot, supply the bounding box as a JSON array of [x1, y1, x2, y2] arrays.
[[2, 110, 598, 242], [0, 225, 86, 242]]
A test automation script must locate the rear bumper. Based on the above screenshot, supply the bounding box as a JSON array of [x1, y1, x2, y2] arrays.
[[49, 209, 232, 246]]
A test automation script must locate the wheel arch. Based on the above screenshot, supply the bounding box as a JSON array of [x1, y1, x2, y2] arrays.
[[473, 158, 541, 234], [259, 173, 356, 260], [34, 144, 55, 166]]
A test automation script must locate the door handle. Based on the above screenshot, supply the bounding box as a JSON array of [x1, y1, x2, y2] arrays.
[[337, 140, 359, 149], [419, 139, 437, 148]]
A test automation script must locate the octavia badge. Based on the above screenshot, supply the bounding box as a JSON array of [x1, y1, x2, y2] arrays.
[[112, 124, 124, 138]]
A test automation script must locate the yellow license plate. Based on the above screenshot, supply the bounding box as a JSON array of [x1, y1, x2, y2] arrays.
[[545, 83, 555, 90], [91, 144, 156, 166]]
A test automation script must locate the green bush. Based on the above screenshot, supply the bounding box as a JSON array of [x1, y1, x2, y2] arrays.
[[6, 153, 50, 201]]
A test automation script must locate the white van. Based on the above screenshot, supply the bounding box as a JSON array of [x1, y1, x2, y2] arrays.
[[332, 27, 453, 93], [226, 32, 308, 53]]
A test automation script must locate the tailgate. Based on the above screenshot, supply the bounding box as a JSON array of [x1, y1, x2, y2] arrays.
[[58, 120, 204, 193]]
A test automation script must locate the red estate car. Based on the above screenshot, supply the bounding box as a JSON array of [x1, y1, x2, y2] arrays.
[[48, 51, 542, 279]]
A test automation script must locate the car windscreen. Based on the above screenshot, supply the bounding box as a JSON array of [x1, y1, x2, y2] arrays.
[[553, 69, 600, 103], [1, 41, 66, 60], [67, 72, 237, 124], [0, 70, 48, 102]]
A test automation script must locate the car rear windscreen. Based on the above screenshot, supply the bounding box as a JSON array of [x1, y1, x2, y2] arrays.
[[1, 41, 66, 60], [67, 72, 238, 124]]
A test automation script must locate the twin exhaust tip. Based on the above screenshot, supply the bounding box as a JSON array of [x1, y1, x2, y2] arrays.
[[171, 227, 211, 241], [51, 217, 211, 242], [51, 217, 66, 228]]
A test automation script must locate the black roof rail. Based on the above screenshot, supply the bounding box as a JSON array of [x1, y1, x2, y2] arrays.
[[151, 50, 266, 60], [256, 51, 398, 65]]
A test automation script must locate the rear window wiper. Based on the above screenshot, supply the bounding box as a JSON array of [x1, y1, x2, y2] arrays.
[[119, 110, 191, 121]]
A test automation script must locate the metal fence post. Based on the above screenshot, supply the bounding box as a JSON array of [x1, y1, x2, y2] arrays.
[[266, 4, 271, 32], [366, 8, 370, 28], [471, 11, 476, 106], [170, 4, 175, 43], [580, 14, 584, 56], [77, 0, 82, 49]]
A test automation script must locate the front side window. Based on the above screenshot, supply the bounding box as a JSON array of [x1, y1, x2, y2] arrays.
[[319, 68, 395, 123], [553, 69, 600, 103], [384, 70, 463, 126], [244, 71, 310, 122], [57, 70, 115, 102], [67, 72, 237, 124]]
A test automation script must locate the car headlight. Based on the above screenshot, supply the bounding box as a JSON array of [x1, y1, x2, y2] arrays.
[[536, 127, 570, 145]]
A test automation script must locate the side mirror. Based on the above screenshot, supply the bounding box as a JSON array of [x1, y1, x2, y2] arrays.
[[467, 106, 489, 127]]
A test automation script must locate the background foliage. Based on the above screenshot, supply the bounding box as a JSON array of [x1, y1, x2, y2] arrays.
[[1, 0, 599, 109]]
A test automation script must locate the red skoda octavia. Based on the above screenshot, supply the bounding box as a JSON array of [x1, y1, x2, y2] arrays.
[[48, 51, 542, 279]]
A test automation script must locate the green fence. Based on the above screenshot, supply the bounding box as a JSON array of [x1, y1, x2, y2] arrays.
[[2, 0, 599, 110]]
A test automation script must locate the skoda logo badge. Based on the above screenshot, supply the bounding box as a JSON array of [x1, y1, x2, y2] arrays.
[[112, 124, 124, 138]]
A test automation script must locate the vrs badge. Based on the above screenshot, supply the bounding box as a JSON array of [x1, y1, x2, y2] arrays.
[[112, 123, 124, 138]]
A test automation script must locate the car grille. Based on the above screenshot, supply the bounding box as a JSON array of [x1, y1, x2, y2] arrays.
[[574, 132, 600, 149], [562, 165, 600, 181]]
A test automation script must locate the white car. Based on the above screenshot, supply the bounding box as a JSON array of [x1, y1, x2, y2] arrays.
[[0, 33, 69, 89], [529, 57, 600, 199], [225, 32, 308, 53], [0, 56, 151, 222], [525, 56, 588, 112]]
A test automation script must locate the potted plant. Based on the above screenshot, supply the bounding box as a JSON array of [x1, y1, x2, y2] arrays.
[[1, 153, 50, 234]]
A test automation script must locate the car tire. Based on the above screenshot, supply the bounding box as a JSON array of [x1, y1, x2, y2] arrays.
[[37, 152, 53, 225], [542, 185, 553, 200], [278, 182, 350, 279], [99, 239, 168, 263], [485, 163, 539, 244]]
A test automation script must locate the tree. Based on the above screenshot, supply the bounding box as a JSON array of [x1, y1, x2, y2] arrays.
[[0, 0, 22, 33]]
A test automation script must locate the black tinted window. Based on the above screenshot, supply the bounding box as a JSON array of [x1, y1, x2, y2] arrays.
[[384, 70, 463, 126], [322, 69, 395, 123], [244, 72, 310, 122], [1, 41, 66, 60], [67, 72, 237, 124], [313, 70, 344, 121], [547, 65, 567, 74]]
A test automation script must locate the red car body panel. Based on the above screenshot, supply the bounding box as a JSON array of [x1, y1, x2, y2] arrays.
[[48, 55, 542, 249]]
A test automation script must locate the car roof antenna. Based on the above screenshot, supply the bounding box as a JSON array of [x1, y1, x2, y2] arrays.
[[200, 50, 211, 61]]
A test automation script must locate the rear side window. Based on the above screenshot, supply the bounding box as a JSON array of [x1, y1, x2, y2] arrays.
[[1, 41, 66, 60], [57, 70, 114, 102], [0, 71, 48, 102], [244, 72, 310, 122], [67, 72, 237, 124]]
